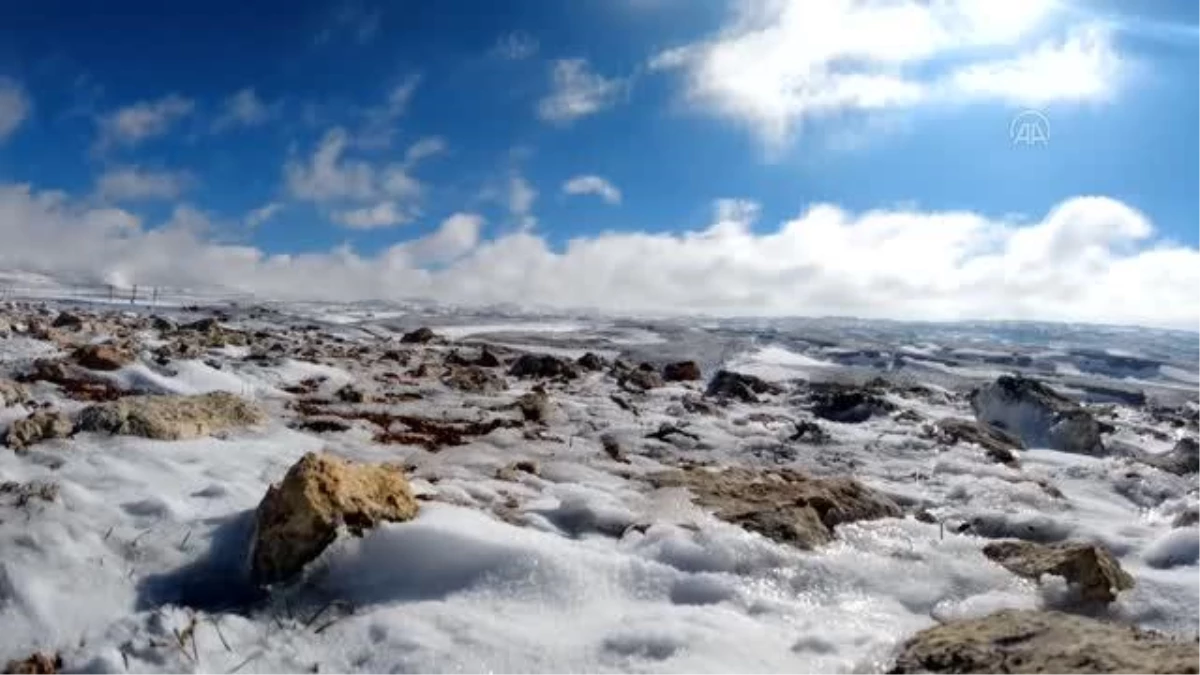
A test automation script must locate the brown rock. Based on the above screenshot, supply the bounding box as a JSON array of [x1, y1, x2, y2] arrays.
[[662, 360, 702, 382], [889, 609, 1198, 674], [443, 366, 507, 394], [509, 353, 579, 380], [516, 386, 552, 423], [76, 392, 266, 440], [3, 411, 73, 451], [4, 652, 61, 674], [652, 466, 900, 549], [250, 451, 419, 586], [72, 343, 134, 371], [983, 540, 1134, 604], [705, 370, 779, 403], [933, 418, 1025, 467]]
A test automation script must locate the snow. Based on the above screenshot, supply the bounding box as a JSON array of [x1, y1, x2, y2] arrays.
[[0, 297, 1196, 672]]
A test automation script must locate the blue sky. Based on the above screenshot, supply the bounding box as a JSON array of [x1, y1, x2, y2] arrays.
[[0, 0, 1196, 327]]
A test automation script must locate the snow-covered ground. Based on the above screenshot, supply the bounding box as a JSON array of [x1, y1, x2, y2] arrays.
[[0, 295, 1196, 673]]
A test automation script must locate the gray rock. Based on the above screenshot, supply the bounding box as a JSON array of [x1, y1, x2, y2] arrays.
[[970, 376, 1105, 455]]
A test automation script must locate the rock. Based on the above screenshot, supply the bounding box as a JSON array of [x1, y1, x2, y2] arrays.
[[516, 387, 552, 423], [808, 383, 896, 423], [621, 368, 664, 391], [888, 609, 1198, 674], [982, 540, 1134, 604], [789, 420, 831, 444], [250, 452, 419, 586], [442, 366, 507, 394], [18, 359, 125, 402], [576, 352, 607, 371], [0, 379, 29, 407], [662, 360, 702, 382], [400, 327, 437, 344], [680, 395, 720, 416], [652, 466, 901, 549], [51, 311, 84, 329], [1138, 437, 1199, 476], [3, 411, 73, 451], [335, 383, 367, 403], [72, 343, 134, 371], [509, 353, 579, 380], [76, 392, 266, 440], [475, 347, 501, 368], [933, 417, 1025, 466], [705, 370, 779, 403], [150, 315, 176, 332], [496, 460, 539, 481], [1173, 508, 1199, 528], [600, 433, 628, 463], [970, 376, 1105, 455], [3, 652, 61, 674], [293, 416, 353, 433]]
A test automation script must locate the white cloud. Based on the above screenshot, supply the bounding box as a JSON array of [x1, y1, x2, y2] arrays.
[[563, 175, 621, 205], [492, 31, 539, 60], [404, 136, 446, 164], [213, 88, 273, 132], [245, 202, 283, 228], [1, 182, 1194, 329], [94, 166, 192, 202], [356, 75, 422, 148], [509, 173, 537, 231], [331, 200, 416, 229], [0, 78, 31, 142], [285, 127, 380, 202], [398, 213, 484, 264], [95, 94, 194, 151], [651, 0, 1122, 148], [316, 3, 382, 45], [537, 59, 629, 124]]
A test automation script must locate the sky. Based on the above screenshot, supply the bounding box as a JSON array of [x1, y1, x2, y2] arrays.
[[0, 0, 1197, 329]]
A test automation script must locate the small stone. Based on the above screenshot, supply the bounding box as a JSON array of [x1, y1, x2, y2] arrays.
[[335, 383, 366, 403], [0, 379, 30, 407], [3, 652, 61, 674], [576, 352, 606, 371], [250, 452, 419, 586]]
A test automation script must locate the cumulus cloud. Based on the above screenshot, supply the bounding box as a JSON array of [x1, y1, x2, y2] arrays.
[[94, 166, 192, 202], [212, 88, 274, 132], [285, 128, 377, 202], [0, 182, 1194, 329], [650, 0, 1123, 148], [0, 78, 31, 142], [563, 175, 621, 205], [95, 94, 194, 152], [332, 200, 417, 229], [537, 59, 629, 124], [509, 173, 537, 231]]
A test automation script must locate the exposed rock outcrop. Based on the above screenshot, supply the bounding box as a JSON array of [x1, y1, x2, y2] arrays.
[[982, 540, 1134, 604], [888, 609, 1198, 674], [662, 360, 702, 382], [932, 417, 1025, 466], [249, 452, 419, 586], [705, 370, 779, 403], [72, 343, 134, 371], [970, 376, 1105, 455], [651, 466, 900, 549], [400, 327, 437, 344], [3, 411, 73, 451], [807, 383, 896, 423], [76, 392, 266, 440], [1136, 437, 1199, 476], [509, 353, 579, 380]]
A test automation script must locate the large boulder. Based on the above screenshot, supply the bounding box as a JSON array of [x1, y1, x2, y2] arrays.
[[982, 540, 1134, 604], [932, 417, 1025, 466], [509, 353, 579, 380], [249, 452, 419, 586], [888, 609, 1198, 674], [3, 411, 73, 451], [704, 370, 779, 403], [0, 379, 29, 408], [651, 466, 900, 549], [72, 343, 134, 371], [76, 392, 266, 440], [1137, 437, 1199, 476], [662, 360, 702, 382], [970, 376, 1105, 455]]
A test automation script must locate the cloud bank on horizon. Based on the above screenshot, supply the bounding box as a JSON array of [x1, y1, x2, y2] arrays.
[[0, 0, 1195, 329]]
